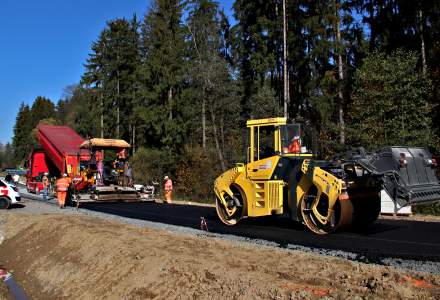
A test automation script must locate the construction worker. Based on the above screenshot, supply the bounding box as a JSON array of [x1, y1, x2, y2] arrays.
[[42, 173, 50, 201], [288, 136, 301, 154], [164, 176, 173, 204], [124, 162, 133, 187], [56, 173, 70, 209], [97, 160, 104, 186], [13, 173, 19, 184]]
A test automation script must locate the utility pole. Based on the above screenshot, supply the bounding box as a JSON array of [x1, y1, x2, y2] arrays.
[[283, 0, 290, 119]]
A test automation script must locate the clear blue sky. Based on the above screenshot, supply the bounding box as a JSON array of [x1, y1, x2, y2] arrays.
[[0, 0, 235, 145]]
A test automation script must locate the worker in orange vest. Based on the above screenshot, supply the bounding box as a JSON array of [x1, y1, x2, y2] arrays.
[[56, 173, 70, 209], [288, 136, 301, 154], [164, 176, 173, 204]]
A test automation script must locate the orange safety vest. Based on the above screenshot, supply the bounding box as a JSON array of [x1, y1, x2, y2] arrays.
[[56, 178, 70, 192], [288, 139, 300, 154], [42, 176, 50, 187], [165, 179, 173, 192]]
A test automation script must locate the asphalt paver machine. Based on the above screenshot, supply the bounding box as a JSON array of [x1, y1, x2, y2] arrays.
[[76, 138, 139, 204], [27, 125, 140, 206]]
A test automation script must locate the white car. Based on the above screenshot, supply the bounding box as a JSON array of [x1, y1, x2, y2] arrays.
[[0, 178, 21, 209]]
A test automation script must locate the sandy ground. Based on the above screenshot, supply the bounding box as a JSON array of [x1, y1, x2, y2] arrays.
[[0, 284, 12, 300], [1, 201, 440, 299]]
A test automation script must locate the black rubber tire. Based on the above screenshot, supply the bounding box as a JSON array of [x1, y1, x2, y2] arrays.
[[0, 197, 11, 209], [350, 194, 381, 230]]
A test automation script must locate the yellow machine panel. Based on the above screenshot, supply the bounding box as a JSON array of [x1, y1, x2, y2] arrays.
[[249, 180, 284, 216]]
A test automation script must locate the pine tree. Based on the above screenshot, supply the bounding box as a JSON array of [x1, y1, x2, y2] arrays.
[[232, 0, 283, 119], [136, 0, 187, 149], [280, 0, 366, 154], [106, 18, 140, 140], [12, 103, 33, 164], [58, 85, 100, 138], [0, 143, 14, 169], [82, 29, 107, 138], [30, 96, 56, 129], [359, 0, 437, 59], [82, 17, 140, 141]]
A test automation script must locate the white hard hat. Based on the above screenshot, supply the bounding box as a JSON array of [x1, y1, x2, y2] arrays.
[[164, 175, 169, 180], [44, 172, 49, 175], [63, 173, 68, 177]]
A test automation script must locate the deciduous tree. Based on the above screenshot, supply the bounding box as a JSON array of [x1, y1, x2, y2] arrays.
[[349, 50, 434, 150]]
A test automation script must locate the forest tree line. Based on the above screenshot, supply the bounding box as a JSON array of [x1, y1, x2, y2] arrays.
[[0, 143, 14, 169], [12, 0, 439, 201]]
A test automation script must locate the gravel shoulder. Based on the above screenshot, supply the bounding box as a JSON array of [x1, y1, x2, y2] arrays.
[[0, 199, 440, 299], [379, 213, 440, 223]]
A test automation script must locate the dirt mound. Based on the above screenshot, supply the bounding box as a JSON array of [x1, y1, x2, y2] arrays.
[[0, 213, 439, 299], [0, 283, 13, 300]]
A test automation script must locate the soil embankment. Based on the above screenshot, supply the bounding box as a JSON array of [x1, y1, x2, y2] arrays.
[[0, 201, 440, 299]]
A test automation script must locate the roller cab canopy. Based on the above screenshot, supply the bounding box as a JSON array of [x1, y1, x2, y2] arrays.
[[80, 138, 131, 150]]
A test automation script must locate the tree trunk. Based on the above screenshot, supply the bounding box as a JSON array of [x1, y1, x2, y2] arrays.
[[335, 0, 345, 144], [283, 0, 290, 119], [368, 1, 375, 51], [133, 125, 136, 154], [186, 24, 207, 149], [210, 105, 226, 172], [419, 9, 427, 75], [168, 87, 173, 120], [116, 76, 120, 139], [202, 92, 206, 149], [100, 91, 104, 139], [220, 113, 225, 151]]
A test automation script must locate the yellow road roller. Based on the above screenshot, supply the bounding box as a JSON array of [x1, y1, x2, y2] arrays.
[[214, 117, 440, 234]]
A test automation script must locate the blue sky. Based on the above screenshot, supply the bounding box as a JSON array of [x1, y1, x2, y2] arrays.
[[0, 0, 235, 145]]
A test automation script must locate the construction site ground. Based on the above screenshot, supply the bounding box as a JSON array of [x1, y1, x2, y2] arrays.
[[1, 199, 440, 299]]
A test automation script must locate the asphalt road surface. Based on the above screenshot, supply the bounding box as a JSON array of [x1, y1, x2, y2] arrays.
[[76, 201, 440, 263]]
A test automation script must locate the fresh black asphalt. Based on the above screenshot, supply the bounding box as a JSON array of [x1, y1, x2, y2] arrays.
[[76, 201, 440, 263]]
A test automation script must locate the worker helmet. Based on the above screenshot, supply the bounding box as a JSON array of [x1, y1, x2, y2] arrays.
[[63, 173, 68, 177], [164, 175, 169, 180]]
